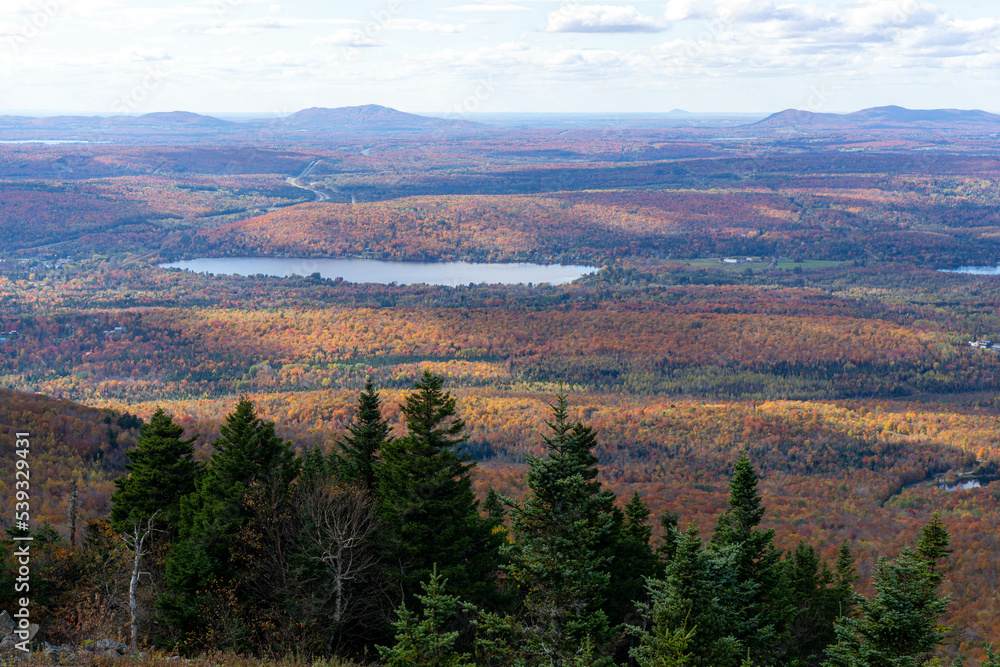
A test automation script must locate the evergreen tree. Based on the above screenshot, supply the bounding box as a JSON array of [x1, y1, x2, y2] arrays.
[[110, 408, 198, 536], [633, 523, 742, 667], [833, 540, 858, 618], [917, 512, 952, 584], [981, 644, 1000, 667], [480, 394, 617, 665], [781, 541, 854, 666], [378, 567, 475, 667], [711, 451, 789, 664], [484, 487, 507, 521], [159, 398, 298, 649], [377, 372, 501, 608], [822, 547, 950, 667], [332, 379, 392, 492], [606, 493, 660, 634]]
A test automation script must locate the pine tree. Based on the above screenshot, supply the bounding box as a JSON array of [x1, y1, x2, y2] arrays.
[[782, 541, 850, 666], [377, 371, 501, 608], [332, 379, 392, 493], [632, 523, 742, 667], [822, 547, 950, 667], [833, 539, 858, 618], [110, 407, 199, 536], [378, 567, 476, 667], [480, 394, 617, 665], [711, 451, 788, 664], [606, 492, 660, 628], [159, 398, 298, 648], [917, 512, 952, 584]]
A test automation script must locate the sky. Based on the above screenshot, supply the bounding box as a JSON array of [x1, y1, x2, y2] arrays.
[[1, 0, 999, 115]]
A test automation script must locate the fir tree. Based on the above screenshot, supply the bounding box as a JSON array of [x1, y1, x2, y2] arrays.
[[378, 567, 475, 667], [823, 547, 950, 667], [159, 398, 298, 648], [833, 539, 858, 618], [110, 408, 198, 536], [377, 372, 501, 608], [711, 451, 789, 664], [606, 492, 660, 632], [917, 512, 952, 584], [633, 523, 742, 667], [480, 394, 617, 665], [332, 379, 392, 493]]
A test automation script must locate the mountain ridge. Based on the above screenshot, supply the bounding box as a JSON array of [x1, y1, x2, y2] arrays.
[[751, 105, 1000, 129]]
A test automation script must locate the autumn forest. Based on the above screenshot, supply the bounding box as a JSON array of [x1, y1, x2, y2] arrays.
[[2, 112, 1000, 664]]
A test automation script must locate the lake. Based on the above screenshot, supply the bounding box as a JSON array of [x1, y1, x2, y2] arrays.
[[904, 473, 999, 493], [159, 257, 598, 286], [940, 266, 1000, 275]]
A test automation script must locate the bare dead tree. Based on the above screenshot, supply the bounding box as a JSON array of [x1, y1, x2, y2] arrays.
[[67, 480, 79, 547], [297, 483, 384, 632], [120, 511, 161, 651]]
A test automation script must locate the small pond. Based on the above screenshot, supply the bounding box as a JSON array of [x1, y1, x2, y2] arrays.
[[159, 257, 598, 286], [940, 266, 1000, 275]]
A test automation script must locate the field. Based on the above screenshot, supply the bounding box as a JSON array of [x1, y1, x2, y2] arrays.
[[3, 121, 1000, 659]]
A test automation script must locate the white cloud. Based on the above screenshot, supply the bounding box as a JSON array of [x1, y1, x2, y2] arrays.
[[313, 29, 383, 48], [546, 4, 666, 33], [179, 17, 300, 35], [388, 19, 466, 34], [446, 3, 531, 12]]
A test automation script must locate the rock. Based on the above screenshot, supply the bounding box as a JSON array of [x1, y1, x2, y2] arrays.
[[26, 624, 44, 648], [93, 638, 129, 654], [0, 610, 14, 638], [103, 648, 121, 658], [43, 642, 75, 657]]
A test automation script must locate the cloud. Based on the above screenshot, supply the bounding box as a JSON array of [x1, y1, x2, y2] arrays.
[[388, 19, 467, 34], [179, 17, 301, 35], [546, 4, 666, 33], [446, 3, 530, 11], [313, 29, 382, 48]]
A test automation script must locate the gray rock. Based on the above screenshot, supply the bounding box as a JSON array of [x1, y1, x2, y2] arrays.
[[25, 623, 44, 648], [102, 648, 121, 658], [93, 638, 129, 654], [0, 610, 14, 638]]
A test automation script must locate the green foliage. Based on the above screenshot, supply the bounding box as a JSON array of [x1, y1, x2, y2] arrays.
[[823, 547, 951, 667], [111, 407, 199, 535], [378, 568, 475, 667], [630, 612, 696, 667], [918, 512, 952, 584], [711, 452, 789, 665], [331, 379, 392, 493], [377, 371, 501, 608], [633, 523, 742, 667], [160, 397, 298, 650], [481, 394, 617, 665]]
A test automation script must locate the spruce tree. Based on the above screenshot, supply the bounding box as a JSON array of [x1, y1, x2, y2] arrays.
[[917, 512, 952, 584], [377, 371, 500, 608], [606, 492, 660, 630], [633, 523, 742, 667], [160, 398, 298, 648], [833, 539, 858, 618], [711, 451, 788, 664], [378, 567, 476, 667], [480, 394, 617, 665], [823, 547, 950, 667], [332, 379, 392, 492], [110, 408, 198, 536]]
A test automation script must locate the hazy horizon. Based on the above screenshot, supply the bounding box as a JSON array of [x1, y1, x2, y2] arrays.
[[3, 0, 1000, 116]]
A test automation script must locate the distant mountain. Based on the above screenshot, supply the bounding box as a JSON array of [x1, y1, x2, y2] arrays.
[[0, 105, 482, 137], [751, 105, 1000, 130], [124, 111, 236, 127], [266, 104, 482, 132]]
